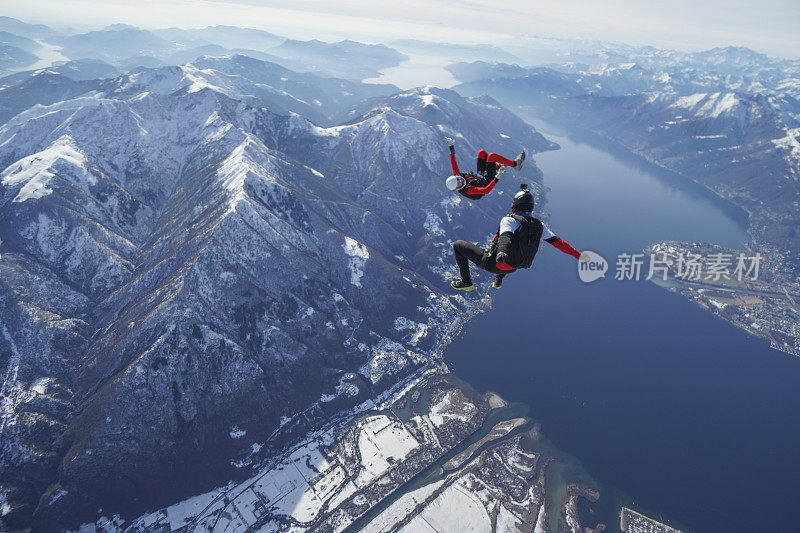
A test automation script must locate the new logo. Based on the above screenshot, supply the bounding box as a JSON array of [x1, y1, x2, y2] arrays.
[[578, 251, 608, 282]]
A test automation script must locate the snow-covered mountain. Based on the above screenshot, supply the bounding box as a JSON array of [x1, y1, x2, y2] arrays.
[[444, 61, 528, 84], [0, 71, 100, 124], [98, 55, 399, 126], [452, 46, 800, 98], [0, 59, 122, 87], [0, 54, 398, 129], [0, 56, 553, 529], [566, 90, 799, 250]]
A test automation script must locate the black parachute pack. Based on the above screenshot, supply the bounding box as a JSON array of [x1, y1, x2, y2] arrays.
[[505, 214, 543, 268]]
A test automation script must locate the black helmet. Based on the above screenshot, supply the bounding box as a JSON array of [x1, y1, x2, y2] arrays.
[[512, 184, 534, 213]]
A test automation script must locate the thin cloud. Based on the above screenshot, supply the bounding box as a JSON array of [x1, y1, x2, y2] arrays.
[[3, 0, 798, 58]]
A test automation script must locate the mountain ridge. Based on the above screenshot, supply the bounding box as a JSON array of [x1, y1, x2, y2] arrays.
[[0, 58, 554, 529]]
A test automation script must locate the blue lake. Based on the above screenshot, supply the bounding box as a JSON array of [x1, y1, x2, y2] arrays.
[[444, 121, 800, 532]]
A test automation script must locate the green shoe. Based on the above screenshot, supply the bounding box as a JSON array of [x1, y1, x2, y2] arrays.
[[492, 275, 503, 289], [451, 280, 475, 292]]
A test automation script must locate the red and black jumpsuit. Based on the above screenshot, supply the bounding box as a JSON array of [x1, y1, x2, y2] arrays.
[[450, 146, 516, 199]]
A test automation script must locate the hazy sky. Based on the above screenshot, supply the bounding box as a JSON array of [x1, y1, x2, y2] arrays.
[[4, 0, 799, 58]]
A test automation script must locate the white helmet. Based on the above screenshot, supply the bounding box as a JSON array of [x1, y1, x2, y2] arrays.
[[446, 175, 466, 191]]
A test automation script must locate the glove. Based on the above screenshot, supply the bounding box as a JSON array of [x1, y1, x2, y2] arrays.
[[579, 251, 591, 263], [495, 252, 508, 265]]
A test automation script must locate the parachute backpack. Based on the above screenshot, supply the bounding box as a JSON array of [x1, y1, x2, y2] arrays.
[[506, 185, 543, 268]]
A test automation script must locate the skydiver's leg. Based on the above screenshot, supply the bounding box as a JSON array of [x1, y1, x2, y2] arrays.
[[453, 240, 486, 284], [476, 149, 488, 176], [486, 152, 516, 167], [485, 161, 497, 180]]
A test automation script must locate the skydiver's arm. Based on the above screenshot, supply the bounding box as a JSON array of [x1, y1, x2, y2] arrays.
[[493, 216, 516, 270], [449, 144, 460, 175], [495, 216, 517, 256], [495, 234, 513, 256], [464, 178, 498, 196], [543, 223, 581, 259]]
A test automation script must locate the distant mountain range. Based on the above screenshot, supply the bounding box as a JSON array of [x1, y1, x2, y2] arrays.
[[390, 39, 520, 63], [153, 25, 285, 51], [0, 44, 37, 71], [0, 16, 58, 40], [0, 31, 39, 53], [0, 17, 410, 81], [454, 46, 800, 259]]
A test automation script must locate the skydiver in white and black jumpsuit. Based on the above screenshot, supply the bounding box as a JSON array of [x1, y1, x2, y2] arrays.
[[451, 186, 583, 291]]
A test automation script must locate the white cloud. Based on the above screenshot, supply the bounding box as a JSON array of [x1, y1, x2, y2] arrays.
[[3, 0, 798, 59]]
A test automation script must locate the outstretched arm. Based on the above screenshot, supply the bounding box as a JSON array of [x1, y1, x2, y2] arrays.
[[449, 144, 460, 175], [543, 223, 581, 259]]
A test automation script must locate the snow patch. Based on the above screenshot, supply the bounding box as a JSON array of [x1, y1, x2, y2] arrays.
[[1, 136, 94, 202], [394, 317, 430, 346], [772, 127, 800, 177], [673, 93, 706, 109], [423, 212, 446, 237], [357, 415, 419, 482], [420, 94, 436, 107], [671, 92, 737, 118], [47, 489, 67, 506], [497, 503, 524, 532], [400, 476, 491, 532], [343, 237, 369, 288], [429, 390, 477, 427], [534, 503, 547, 533], [30, 377, 51, 395], [709, 299, 727, 310], [0, 488, 10, 517]]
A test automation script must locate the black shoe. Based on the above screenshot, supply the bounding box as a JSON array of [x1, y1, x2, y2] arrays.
[[451, 280, 475, 292], [492, 276, 503, 289]]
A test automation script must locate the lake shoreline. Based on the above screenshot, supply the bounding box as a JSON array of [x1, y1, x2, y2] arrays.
[[516, 107, 752, 237]]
